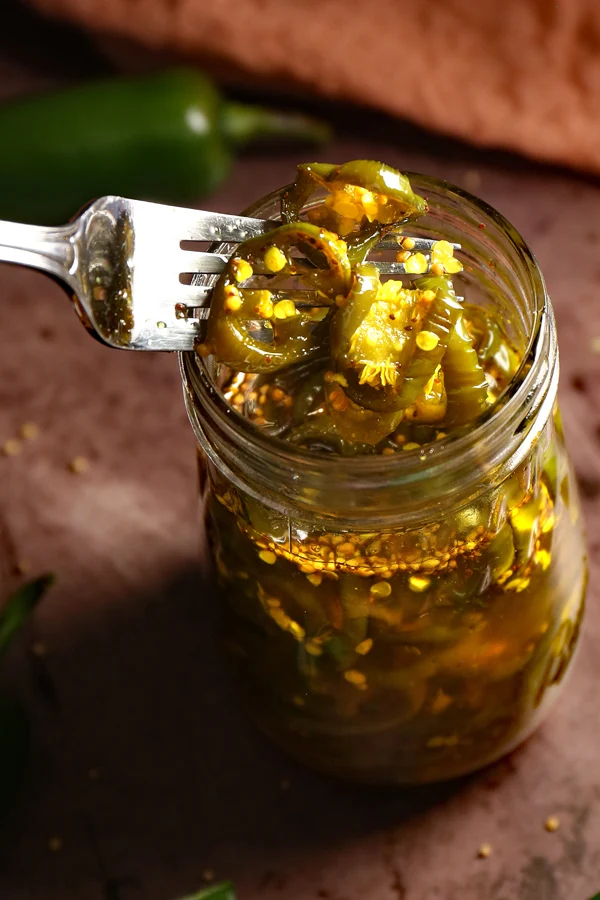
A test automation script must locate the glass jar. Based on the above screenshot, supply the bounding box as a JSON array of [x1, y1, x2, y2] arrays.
[[180, 175, 587, 784]]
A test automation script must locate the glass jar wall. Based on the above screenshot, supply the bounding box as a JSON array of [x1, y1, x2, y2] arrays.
[[181, 176, 587, 784]]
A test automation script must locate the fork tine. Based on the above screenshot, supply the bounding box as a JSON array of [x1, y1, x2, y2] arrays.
[[177, 236, 459, 277], [186, 212, 272, 243], [178, 251, 231, 274], [175, 207, 271, 242], [178, 289, 333, 316], [130, 199, 273, 243], [368, 261, 434, 275], [177, 283, 212, 305], [179, 256, 455, 278], [185, 290, 466, 323], [150, 199, 460, 250], [375, 236, 460, 251]]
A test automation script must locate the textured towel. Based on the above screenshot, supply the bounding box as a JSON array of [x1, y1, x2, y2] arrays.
[[26, 0, 600, 173]]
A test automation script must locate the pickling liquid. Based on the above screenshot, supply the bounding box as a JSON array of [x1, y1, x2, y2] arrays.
[[199, 359, 586, 782]]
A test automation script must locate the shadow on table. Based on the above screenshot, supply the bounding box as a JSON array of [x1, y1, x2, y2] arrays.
[[6, 563, 517, 891]]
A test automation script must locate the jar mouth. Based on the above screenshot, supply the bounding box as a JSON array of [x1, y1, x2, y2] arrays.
[[181, 174, 555, 522]]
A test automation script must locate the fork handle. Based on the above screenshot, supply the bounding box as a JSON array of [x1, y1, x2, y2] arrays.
[[0, 218, 78, 291]]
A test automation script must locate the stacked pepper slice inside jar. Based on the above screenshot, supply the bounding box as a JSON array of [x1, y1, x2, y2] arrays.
[[200, 161, 507, 447]]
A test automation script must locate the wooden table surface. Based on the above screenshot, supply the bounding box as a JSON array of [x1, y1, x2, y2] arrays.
[[1, 5, 600, 900]]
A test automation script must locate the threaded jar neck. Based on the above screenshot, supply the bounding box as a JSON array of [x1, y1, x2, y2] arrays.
[[181, 174, 556, 530]]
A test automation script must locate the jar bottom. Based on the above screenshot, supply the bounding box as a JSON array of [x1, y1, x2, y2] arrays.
[[235, 666, 577, 785], [218, 582, 585, 786]]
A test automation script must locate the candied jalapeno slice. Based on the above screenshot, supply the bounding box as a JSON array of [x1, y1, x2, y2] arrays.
[[407, 275, 489, 427], [204, 222, 351, 372], [486, 523, 516, 582], [286, 413, 377, 455], [282, 160, 428, 234], [463, 303, 521, 393], [330, 265, 432, 413], [331, 274, 463, 418], [324, 378, 404, 445], [396, 275, 462, 412], [333, 160, 428, 216], [442, 315, 490, 425], [405, 366, 447, 423]]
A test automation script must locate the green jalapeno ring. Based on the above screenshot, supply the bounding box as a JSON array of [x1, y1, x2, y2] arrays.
[[442, 315, 490, 426], [205, 222, 351, 372], [330, 272, 461, 417], [283, 160, 428, 224]]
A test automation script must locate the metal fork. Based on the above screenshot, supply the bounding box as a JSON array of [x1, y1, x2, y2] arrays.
[[0, 196, 459, 352]]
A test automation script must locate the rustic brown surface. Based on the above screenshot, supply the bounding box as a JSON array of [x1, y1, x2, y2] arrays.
[[2, 8, 600, 900]]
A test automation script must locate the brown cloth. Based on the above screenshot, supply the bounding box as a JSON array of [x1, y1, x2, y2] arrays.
[[27, 0, 600, 175]]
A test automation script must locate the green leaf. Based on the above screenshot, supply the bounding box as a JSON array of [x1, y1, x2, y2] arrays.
[[588, 894, 600, 900], [0, 574, 55, 660], [175, 884, 237, 900]]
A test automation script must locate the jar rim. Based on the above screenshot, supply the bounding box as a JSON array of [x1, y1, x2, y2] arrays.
[[180, 173, 556, 523]]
